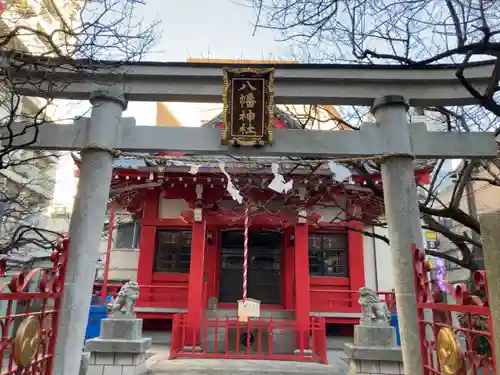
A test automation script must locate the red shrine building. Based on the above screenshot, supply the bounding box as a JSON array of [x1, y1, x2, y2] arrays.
[[77, 100, 431, 339]]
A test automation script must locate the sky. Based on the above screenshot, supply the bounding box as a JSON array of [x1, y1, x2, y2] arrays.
[[125, 0, 287, 127], [135, 0, 285, 61]]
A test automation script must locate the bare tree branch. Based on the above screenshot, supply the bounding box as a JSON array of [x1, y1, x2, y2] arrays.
[[0, 0, 157, 258], [248, 0, 500, 272]]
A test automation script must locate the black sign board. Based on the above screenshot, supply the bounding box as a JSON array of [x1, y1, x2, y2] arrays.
[[222, 68, 275, 146]]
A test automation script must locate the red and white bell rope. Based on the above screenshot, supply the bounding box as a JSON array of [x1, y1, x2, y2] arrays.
[[243, 204, 249, 303]]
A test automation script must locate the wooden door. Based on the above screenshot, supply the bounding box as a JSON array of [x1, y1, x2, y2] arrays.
[[218, 230, 282, 305]]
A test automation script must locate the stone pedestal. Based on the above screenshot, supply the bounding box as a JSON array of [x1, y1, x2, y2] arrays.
[[85, 318, 152, 375], [344, 324, 404, 375], [80, 352, 90, 375]]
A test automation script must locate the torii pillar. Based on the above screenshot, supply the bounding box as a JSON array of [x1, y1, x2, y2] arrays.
[[371, 95, 424, 375], [53, 89, 126, 375]]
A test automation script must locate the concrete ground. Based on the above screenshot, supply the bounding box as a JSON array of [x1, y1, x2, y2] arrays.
[[144, 332, 351, 374]]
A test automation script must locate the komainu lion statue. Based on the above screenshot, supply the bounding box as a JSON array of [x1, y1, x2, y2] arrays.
[[358, 286, 391, 325], [108, 281, 140, 318]]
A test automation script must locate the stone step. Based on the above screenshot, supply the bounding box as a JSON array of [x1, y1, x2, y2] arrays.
[[148, 358, 346, 374], [150, 372, 343, 374], [146, 347, 349, 374], [149, 365, 342, 375]]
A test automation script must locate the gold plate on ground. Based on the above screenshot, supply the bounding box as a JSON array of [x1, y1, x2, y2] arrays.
[[13, 315, 41, 368], [436, 327, 464, 375]]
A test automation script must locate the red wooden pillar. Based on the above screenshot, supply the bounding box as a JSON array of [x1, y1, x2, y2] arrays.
[[294, 223, 310, 349], [203, 226, 217, 303], [137, 191, 160, 303], [347, 221, 366, 311], [283, 228, 295, 310], [186, 221, 206, 346], [102, 202, 116, 302]]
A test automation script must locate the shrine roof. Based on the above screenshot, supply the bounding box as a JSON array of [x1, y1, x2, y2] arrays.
[[73, 154, 433, 176], [111, 155, 150, 169]]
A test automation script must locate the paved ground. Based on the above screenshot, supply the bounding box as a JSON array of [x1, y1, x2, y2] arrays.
[[145, 344, 349, 375]]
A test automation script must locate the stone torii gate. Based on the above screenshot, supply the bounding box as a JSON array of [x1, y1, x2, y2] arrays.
[[7, 59, 498, 375]]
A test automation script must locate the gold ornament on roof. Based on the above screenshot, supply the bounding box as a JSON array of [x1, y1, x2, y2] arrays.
[[436, 327, 464, 375], [13, 316, 42, 368]]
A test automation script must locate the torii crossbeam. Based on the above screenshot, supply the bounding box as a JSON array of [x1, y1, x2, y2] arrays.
[[7, 56, 497, 106], [9, 118, 495, 159]]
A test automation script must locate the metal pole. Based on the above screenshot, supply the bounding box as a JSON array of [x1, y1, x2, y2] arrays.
[[465, 179, 483, 268], [102, 201, 116, 302], [53, 88, 126, 375], [372, 95, 424, 375]]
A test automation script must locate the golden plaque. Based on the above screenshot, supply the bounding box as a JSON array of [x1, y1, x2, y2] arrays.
[[13, 315, 42, 368], [222, 68, 275, 147], [436, 327, 464, 375]]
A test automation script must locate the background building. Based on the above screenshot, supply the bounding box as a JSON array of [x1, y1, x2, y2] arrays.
[[433, 161, 498, 283], [0, 0, 80, 266]]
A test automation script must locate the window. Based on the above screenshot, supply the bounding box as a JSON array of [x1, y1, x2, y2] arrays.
[[445, 259, 461, 270], [474, 256, 485, 270], [115, 220, 141, 249], [444, 249, 461, 270], [308, 233, 348, 277], [154, 230, 192, 273], [0, 201, 9, 218], [441, 218, 454, 229], [415, 107, 425, 116]]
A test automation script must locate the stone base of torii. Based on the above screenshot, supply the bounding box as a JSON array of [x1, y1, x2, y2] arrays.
[[7, 88, 496, 375]]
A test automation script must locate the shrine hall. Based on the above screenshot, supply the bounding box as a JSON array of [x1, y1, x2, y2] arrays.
[[83, 102, 430, 336]]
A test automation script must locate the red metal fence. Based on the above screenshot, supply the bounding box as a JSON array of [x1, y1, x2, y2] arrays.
[[169, 314, 327, 363], [413, 244, 495, 375], [0, 237, 69, 375], [93, 282, 208, 310]]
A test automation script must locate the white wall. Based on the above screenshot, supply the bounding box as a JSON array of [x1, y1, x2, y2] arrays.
[[312, 206, 346, 221], [363, 226, 394, 291], [97, 206, 140, 282], [158, 198, 189, 219], [362, 227, 377, 290], [107, 250, 139, 281]]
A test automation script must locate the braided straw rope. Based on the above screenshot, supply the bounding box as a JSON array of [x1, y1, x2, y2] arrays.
[[82, 143, 416, 164], [243, 204, 249, 303]]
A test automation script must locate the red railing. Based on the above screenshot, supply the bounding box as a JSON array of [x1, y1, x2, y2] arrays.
[[94, 283, 393, 316], [170, 313, 327, 363], [413, 244, 495, 375], [310, 288, 395, 312], [93, 283, 122, 299], [94, 282, 208, 309], [0, 237, 69, 375], [94, 283, 188, 308]]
